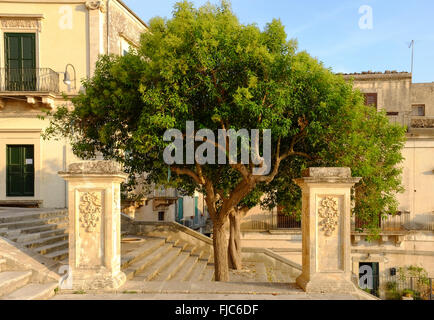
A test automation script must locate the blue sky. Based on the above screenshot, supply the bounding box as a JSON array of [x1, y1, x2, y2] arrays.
[[123, 0, 434, 83]]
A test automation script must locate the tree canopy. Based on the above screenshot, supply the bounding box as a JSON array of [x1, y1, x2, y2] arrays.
[[43, 0, 406, 280]]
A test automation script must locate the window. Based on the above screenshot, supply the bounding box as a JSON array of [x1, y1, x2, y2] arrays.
[[411, 104, 425, 116], [363, 93, 378, 108], [5, 33, 36, 91], [386, 112, 399, 116], [158, 211, 165, 221], [120, 38, 130, 56]]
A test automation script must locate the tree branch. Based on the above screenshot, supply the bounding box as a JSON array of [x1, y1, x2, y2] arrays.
[[170, 166, 203, 185]]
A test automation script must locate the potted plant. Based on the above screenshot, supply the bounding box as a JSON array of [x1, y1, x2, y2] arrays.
[[402, 289, 414, 300]]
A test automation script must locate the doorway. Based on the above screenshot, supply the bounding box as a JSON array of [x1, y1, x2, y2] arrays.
[[359, 262, 380, 297], [6, 145, 35, 197]]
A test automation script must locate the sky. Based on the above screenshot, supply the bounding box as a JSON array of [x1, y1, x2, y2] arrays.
[[123, 0, 434, 83]]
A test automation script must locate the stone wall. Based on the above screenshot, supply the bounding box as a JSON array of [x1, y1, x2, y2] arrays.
[[107, 0, 147, 55], [343, 72, 412, 120], [411, 83, 434, 117]]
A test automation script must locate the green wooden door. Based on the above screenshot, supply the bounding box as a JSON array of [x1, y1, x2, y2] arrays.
[[5, 33, 36, 91], [177, 197, 184, 222], [6, 145, 35, 197]]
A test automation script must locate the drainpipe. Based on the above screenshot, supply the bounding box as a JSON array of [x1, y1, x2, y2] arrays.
[[63, 143, 67, 209], [106, 0, 110, 55]]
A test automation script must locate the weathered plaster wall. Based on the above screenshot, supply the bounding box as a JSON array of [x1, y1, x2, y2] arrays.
[[0, 102, 81, 208], [411, 83, 434, 116], [398, 137, 434, 226], [0, 1, 88, 90], [107, 0, 147, 55]]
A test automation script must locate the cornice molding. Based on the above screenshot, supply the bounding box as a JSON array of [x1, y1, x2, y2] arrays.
[[85, 0, 106, 13]]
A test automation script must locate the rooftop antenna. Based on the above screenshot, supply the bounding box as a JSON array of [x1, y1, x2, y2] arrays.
[[409, 40, 415, 76]]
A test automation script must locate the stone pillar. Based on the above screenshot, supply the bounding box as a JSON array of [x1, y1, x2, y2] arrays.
[[294, 167, 361, 293], [86, 0, 106, 76], [59, 160, 126, 290]]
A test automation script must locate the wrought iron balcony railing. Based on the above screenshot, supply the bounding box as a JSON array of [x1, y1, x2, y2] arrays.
[[153, 188, 177, 198], [352, 211, 412, 232], [0, 68, 59, 93]]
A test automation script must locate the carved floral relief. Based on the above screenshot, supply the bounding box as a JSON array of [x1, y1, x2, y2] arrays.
[[79, 192, 102, 232], [318, 196, 339, 236]]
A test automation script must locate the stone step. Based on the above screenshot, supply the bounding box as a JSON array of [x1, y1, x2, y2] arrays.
[[2, 282, 58, 300], [17, 222, 68, 235], [138, 247, 182, 281], [35, 240, 69, 255], [153, 251, 190, 281], [121, 238, 166, 269], [20, 234, 69, 249], [4, 223, 67, 240], [0, 271, 32, 297], [11, 228, 67, 243], [0, 215, 68, 231], [124, 243, 173, 280], [199, 264, 215, 282], [170, 255, 199, 281], [182, 244, 196, 253], [173, 240, 189, 251], [0, 210, 68, 224], [44, 248, 69, 261], [184, 258, 208, 282], [198, 250, 212, 263], [165, 235, 179, 245]]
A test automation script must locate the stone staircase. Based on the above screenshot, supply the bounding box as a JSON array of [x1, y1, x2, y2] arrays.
[[120, 221, 302, 285], [0, 251, 58, 300], [121, 236, 215, 282], [0, 209, 69, 262], [121, 236, 298, 284]]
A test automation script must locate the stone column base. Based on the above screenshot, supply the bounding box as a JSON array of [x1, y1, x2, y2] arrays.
[[71, 269, 126, 291], [296, 273, 357, 293]]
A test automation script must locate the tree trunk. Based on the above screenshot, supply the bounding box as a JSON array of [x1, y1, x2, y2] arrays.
[[228, 210, 242, 270], [213, 222, 229, 281]]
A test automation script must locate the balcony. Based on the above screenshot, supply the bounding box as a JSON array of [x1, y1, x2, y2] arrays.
[[406, 116, 434, 136], [410, 116, 434, 129], [240, 211, 301, 231], [0, 68, 61, 108], [147, 188, 178, 211], [0, 68, 60, 93], [351, 212, 411, 246]]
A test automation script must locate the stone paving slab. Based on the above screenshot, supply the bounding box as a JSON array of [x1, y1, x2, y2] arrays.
[[58, 281, 304, 295], [51, 292, 365, 300], [54, 279, 375, 300]]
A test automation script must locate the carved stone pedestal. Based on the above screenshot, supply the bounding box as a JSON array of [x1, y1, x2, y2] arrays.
[[294, 168, 361, 293], [59, 161, 127, 290]]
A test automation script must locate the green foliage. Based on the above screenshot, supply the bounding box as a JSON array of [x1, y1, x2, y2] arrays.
[[43, 1, 405, 231], [398, 265, 429, 285], [385, 281, 397, 291], [402, 288, 414, 297], [395, 265, 431, 300], [384, 281, 401, 300]]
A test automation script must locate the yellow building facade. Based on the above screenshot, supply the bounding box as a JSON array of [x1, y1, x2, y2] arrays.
[[0, 0, 147, 207]]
